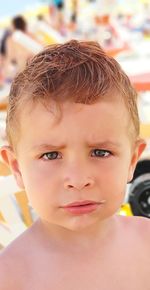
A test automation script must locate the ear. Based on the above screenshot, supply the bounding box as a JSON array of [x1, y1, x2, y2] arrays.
[[127, 139, 147, 182], [0, 146, 25, 189]]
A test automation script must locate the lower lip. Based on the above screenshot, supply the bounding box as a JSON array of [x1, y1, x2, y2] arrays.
[[62, 203, 102, 215]]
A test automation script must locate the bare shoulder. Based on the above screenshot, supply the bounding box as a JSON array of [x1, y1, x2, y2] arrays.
[[118, 214, 150, 230], [118, 215, 150, 245], [132, 216, 150, 244], [0, 244, 21, 290], [0, 224, 37, 289], [122, 215, 149, 228]]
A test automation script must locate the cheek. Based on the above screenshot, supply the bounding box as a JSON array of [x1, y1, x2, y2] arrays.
[[97, 158, 130, 192], [100, 157, 129, 175], [20, 161, 61, 201], [22, 160, 58, 183], [98, 166, 128, 213]]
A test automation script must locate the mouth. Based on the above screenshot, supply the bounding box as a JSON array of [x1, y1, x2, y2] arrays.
[[61, 200, 105, 215]]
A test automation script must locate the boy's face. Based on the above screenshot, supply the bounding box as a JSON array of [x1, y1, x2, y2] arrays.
[[2, 98, 145, 231]]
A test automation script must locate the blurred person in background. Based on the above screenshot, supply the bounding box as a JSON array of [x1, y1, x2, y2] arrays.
[[69, 0, 78, 31], [49, 0, 65, 34], [0, 29, 12, 87], [3, 15, 42, 82]]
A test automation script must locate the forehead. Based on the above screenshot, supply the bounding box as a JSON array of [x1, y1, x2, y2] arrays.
[[18, 98, 131, 148]]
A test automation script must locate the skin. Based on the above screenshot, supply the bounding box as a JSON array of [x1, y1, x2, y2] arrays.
[[0, 97, 149, 290]]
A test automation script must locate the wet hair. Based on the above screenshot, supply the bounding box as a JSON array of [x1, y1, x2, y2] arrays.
[[6, 40, 139, 145], [12, 15, 27, 32]]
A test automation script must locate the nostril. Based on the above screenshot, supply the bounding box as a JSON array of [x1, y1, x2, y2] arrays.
[[68, 184, 74, 188], [85, 183, 90, 187], [67, 182, 91, 190]]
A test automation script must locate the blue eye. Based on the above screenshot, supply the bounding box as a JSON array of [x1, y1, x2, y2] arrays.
[[91, 149, 111, 158], [41, 151, 61, 160]]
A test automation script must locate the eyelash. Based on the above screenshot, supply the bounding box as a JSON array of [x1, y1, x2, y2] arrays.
[[40, 151, 62, 160], [40, 149, 111, 160], [91, 149, 111, 158]]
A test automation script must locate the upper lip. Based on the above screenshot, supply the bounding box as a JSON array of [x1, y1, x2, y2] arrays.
[[62, 200, 105, 208]]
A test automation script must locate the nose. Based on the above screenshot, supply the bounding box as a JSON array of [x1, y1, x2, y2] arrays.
[[64, 176, 95, 191]]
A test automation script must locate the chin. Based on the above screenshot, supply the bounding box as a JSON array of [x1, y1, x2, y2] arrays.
[[62, 215, 101, 232]]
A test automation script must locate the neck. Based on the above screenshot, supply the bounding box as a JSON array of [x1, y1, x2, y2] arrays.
[[35, 215, 117, 252]]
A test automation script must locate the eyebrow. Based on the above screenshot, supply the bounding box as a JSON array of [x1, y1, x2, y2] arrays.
[[87, 141, 122, 149], [31, 141, 121, 152], [31, 143, 66, 152]]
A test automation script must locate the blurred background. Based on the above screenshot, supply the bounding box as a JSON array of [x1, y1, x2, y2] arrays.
[[0, 0, 150, 247]]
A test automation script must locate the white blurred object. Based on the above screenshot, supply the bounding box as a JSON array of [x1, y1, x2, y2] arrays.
[[12, 30, 43, 54], [118, 56, 150, 76], [0, 111, 7, 146], [0, 84, 10, 102], [138, 91, 150, 123]]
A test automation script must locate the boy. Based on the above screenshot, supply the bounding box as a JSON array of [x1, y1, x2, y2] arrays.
[[0, 40, 149, 290]]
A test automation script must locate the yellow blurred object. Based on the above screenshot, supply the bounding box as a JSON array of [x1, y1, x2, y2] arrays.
[[140, 0, 150, 3], [140, 123, 150, 139], [0, 191, 32, 227], [118, 203, 133, 216], [15, 191, 33, 227], [33, 18, 64, 45], [35, 30, 55, 45], [24, 5, 49, 19], [0, 162, 34, 247], [0, 161, 10, 176]]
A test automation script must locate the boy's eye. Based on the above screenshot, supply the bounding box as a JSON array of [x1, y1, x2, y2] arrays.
[[91, 149, 111, 158], [41, 151, 61, 160]]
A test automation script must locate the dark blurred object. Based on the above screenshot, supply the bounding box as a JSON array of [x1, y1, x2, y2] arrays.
[[128, 160, 150, 218], [55, 1, 64, 10], [133, 159, 150, 180], [12, 16, 27, 32], [0, 30, 12, 56], [70, 0, 78, 27], [142, 19, 150, 38]]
